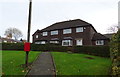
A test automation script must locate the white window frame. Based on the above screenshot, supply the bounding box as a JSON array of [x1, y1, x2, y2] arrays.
[[51, 30, 58, 35], [36, 35, 38, 38], [50, 41, 59, 44], [40, 41, 46, 44], [76, 27, 83, 32], [4, 40, 7, 43], [62, 40, 72, 46], [96, 40, 104, 45], [42, 32, 48, 36], [63, 29, 72, 34], [35, 41, 46, 44]]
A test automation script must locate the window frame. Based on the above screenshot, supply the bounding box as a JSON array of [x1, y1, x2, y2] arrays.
[[50, 41, 59, 44], [36, 35, 38, 38], [42, 32, 48, 36], [63, 28, 72, 34], [96, 40, 104, 45], [62, 40, 72, 46], [76, 27, 83, 32], [51, 30, 58, 35]]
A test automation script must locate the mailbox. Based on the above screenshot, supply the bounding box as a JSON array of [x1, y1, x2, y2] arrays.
[[24, 42, 30, 52]]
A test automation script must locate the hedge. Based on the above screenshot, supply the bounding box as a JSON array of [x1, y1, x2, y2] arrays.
[[2, 43, 110, 57], [110, 30, 120, 76], [30, 44, 67, 52], [2, 43, 67, 52], [73, 45, 110, 57], [2, 43, 24, 50]]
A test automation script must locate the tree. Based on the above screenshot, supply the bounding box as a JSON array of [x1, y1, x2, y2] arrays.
[[107, 25, 119, 33], [4, 27, 23, 40]]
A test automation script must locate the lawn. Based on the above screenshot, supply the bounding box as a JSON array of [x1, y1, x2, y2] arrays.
[[51, 52, 111, 75], [2, 50, 40, 75]]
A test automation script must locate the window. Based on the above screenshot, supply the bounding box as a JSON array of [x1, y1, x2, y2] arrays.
[[62, 40, 72, 46], [51, 30, 58, 35], [76, 39, 83, 45], [96, 40, 104, 45], [40, 41, 46, 44], [76, 27, 83, 32], [4, 40, 7, 43], [42, 32, 48, 36], [35, 41, 46, 44], [63, 29, 72, 34], [36, 35, 38, 38], [50, 41, 59, 44]]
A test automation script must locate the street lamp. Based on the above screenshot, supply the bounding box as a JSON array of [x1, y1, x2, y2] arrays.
[[25, 0, 32, 67]]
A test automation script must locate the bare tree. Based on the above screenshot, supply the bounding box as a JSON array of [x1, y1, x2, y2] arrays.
[[107, 25, 119, 33], [4, 27, 23, 40]]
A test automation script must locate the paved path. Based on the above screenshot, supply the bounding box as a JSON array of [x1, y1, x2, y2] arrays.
[[27, 52, 56, 76]]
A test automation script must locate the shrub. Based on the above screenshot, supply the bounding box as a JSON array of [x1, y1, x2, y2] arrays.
[[110, 30, 120, 76], [73, 45, 110, 57]]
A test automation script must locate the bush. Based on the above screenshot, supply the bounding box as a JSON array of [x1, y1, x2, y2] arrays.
[[73, 45, 110, 57], [110, 30, 120, 76]]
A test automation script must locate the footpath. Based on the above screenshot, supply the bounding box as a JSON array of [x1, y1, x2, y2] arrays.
[[27, 52, 56, 76]]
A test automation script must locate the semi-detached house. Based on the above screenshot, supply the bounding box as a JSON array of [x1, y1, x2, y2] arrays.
[[32, 19, 109, 46]]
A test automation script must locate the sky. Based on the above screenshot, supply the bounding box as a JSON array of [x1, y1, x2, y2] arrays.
[[0, 0, 119, 42]]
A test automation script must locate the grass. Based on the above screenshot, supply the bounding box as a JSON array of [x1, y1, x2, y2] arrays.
[[2, 50, 40, 75], [51, 52, 112, 75]]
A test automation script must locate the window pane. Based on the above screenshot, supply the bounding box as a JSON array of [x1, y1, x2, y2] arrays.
[[76, 27, 83, 32], [62, 40, 72, 46], [96, 40, 104, 45], [63, 29, 72, 34], [43, 32, 48, 36], [51, 30, 58, 35], [36, 35, 38, 38]]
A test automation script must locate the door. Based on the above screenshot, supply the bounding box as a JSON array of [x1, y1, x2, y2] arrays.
[[76, 39, 83, 46]]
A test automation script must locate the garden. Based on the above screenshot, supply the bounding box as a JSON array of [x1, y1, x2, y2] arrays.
[[2, 50, 111, 75]]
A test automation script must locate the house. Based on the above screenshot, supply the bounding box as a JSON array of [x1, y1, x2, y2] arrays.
[[0, 37, 22, 43], [32, 19, 110, 46]]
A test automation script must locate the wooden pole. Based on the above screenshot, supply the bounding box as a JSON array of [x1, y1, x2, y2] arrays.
[[26, 0, 32, 67]]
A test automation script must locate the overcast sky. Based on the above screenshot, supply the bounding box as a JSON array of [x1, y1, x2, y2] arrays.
[[0, 0, 119, 42]]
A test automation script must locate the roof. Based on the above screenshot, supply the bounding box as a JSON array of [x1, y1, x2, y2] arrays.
[[92, 33, 109, 41], [0, 37, 22, 43], [103, 33, 114, 39], [42, 19, 96, 31], [33, 19, 97, 35]]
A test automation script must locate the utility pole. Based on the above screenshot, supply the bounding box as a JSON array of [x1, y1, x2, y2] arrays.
[[25, 0, 32, 67]]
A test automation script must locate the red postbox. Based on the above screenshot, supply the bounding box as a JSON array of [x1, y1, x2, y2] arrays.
[[24, 42, 30, 51]]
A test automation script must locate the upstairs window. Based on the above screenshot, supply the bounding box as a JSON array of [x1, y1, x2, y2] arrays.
[[96, 40, 104, 45], [63, 29, 72, 34], [36, 35, 38, 38], [42, 32, 48, 36], [76, 27, 83, 32], [51, 30, 58, 35]]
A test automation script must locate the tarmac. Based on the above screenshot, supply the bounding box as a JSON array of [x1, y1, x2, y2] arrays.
[[27, 52, 56, 76]]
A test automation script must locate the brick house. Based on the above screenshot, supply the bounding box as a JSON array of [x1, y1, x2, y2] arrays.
[[32, 19, 109, 46]]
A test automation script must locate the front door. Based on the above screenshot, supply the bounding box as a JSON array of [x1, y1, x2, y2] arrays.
[[76, 39, 83, 46]]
